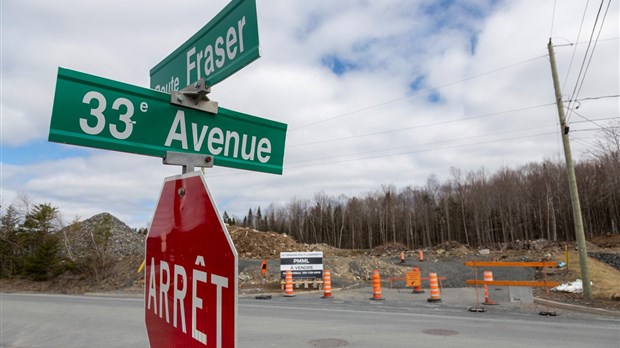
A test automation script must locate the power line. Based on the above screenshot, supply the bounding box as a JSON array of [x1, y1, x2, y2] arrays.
[[553, 36, 619, 47], [566, 0, 610, 123], [288, 102, 555, 148], [204, 130, 559, 178], [550, 0, 557, 38], [574, 94, 620, 102], [561, 0, 591, 91], [568, 108, 606, 130], [290, 55, 548, 131], [571, 117, 620, 124], [286, 132, 556, 169], [568, 0, 613, 124], [288, 125, 557, 165]]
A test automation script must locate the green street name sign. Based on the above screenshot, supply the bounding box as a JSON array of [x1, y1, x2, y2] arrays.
[[150, 0, 260, 92], [49, 68, 287, 174]]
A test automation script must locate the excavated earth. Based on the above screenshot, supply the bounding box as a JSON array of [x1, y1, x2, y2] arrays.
[[1, 220, 619, 312]]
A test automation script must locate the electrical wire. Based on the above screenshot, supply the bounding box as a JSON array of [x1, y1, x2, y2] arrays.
[[290, 55, 548, 131], [550, 0, 557, 38], [568, 108, 606, 129], [571, 117, 620, 124], [568, 0, 613, 123], [574, 94, 620, 101], [561, 0, 591, 91], [285, 132, 556, 170], [565, 0, 609, 123], [288, 102, 555, 148], [287, 125, 557, 165]]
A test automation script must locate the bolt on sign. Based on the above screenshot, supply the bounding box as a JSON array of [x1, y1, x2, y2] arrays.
[[49, 68, 287, 174]]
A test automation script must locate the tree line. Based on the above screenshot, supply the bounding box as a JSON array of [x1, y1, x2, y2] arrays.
[[234, 123, 620, 250]]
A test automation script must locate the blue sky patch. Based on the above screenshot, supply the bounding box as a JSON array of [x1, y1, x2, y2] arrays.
[[469, 33, 479, 55], [296, 12, 325, 40], [321, 54, 358, 75], [409, 75, 426, 91], [427, 90, 442, 103], [1, 140, 89, 165], [420, 0, 499, 41]]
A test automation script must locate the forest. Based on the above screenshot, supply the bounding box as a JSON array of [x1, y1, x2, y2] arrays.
[[1, 123, 618, 280], [233, 123, 620, 250]]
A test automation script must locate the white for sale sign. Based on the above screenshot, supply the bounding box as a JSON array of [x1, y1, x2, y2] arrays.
[[279, 252, 323, 279]]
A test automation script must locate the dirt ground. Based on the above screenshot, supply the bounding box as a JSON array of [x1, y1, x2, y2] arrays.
[[1, 227, 618, 312]]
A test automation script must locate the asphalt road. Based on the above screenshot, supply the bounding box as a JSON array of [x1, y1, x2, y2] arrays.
[[1, 292, 618, 347]]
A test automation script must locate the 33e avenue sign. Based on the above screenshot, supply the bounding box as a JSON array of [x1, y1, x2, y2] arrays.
[[49, 68, 286, 174], [150, 0, 259, 92]]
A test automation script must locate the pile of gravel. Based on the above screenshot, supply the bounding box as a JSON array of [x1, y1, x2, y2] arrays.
[[62, 213, 144, 259]]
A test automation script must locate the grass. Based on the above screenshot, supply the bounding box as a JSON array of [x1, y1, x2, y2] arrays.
[[561, 250, 620, 300]]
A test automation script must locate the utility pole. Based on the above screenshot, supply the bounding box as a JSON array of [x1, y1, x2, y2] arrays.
[[547, 38, 592, 300]]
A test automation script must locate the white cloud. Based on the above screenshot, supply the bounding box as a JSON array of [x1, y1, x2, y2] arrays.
[[1, 0, 618, 228]]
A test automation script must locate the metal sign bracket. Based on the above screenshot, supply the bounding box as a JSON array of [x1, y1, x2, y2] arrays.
[[170, 79, 218, 114], [163, 151, 214, 174]]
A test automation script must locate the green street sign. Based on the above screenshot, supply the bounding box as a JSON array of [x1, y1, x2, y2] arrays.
[[150, 0, 260, 92], [49, 67, 287, 175]]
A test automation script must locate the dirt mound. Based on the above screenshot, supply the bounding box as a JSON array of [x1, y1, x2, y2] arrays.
[[229, 226, 313, 259], [370, 242, 408, 256], [432, 241, 474, 258], [591, 234, 620, 251], [500, 238, 561, 251]]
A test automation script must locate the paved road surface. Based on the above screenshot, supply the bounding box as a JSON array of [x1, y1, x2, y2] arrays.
[[1, 292, 618, 347]]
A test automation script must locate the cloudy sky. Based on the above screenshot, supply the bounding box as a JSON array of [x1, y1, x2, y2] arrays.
[[1, 0, 618, 228]]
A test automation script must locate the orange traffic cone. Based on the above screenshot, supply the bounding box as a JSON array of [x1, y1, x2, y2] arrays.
[[427, 272, 441, 302], [400, 251, 405, 263], [412, 267, 424, 294], [322, 270, 333, 299], [419, 250, 424, 262], [283, 270, 295, 297], [370, 269, 384, 300], [482, 271, 497, 305]]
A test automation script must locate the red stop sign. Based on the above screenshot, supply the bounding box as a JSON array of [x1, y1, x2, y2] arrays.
[[145, 172, 237, 347]]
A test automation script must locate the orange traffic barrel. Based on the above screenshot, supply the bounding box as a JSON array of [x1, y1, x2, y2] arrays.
[[482, 271, 497, 305], [283, 270, 295, 297], [427, 272, 441, 302], [370, 269, 384, 300], [419, 250, 424, 262], [322, 270, 333, 299]]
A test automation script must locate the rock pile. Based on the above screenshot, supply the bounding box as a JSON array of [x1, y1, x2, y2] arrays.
[[228, 226, 314, 259], [370, 242, 408, 256], [62, 213, 144, 259], [500, 238, 561, 251]]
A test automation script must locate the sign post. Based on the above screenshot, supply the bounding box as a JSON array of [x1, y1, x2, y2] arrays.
[[145, 172, 238, 347], [48, 1, 279, 346], [49, 67, 287, 175]]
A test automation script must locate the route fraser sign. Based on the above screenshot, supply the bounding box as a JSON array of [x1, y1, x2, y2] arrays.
[[150, 0, 259, 92], [49, 68, 286, 174], [145, 172, 238, 347]]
